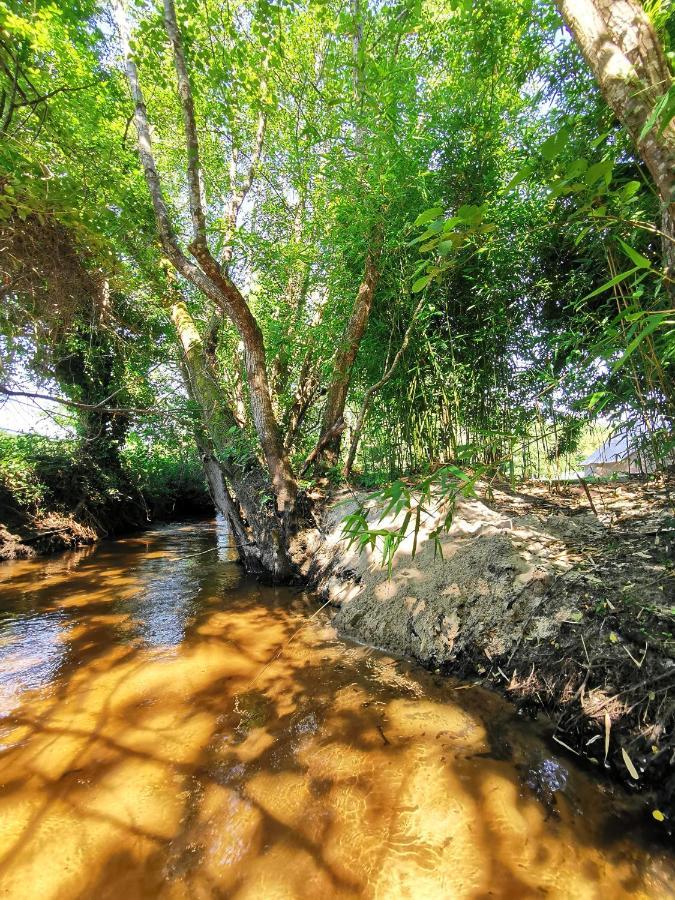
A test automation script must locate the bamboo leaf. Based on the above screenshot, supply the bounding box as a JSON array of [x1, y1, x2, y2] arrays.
[[612, 313, 667, 372], [505, 166, 530, 192], [621, 747, 639, 780], [617, 238, 650, 270], [412, 274, 432, 293], [414, 207, 443, 226], [581, 267, 640, 301]]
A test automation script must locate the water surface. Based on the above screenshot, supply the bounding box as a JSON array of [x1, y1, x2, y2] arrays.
[[0, 518, 672, 898]]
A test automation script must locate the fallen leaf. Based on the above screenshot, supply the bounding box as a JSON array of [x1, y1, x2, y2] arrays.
[[621, 747, 639, 780], [652, 810, 665, 822]]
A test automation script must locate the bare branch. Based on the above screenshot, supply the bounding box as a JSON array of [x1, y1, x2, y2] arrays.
[[0, 386, 156, 417], [13, 81, 98, 109]]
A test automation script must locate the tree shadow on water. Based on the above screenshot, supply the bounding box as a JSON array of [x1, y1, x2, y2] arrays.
[[0, 573, 670, 898]]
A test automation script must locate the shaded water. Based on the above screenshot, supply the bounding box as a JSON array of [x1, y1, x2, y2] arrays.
[[0, 518, 672, 899]]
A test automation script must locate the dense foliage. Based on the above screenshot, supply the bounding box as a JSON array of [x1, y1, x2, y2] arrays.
[[0, 0, 673, 573]]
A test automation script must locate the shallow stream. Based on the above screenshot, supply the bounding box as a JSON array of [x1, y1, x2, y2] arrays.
[[0, 518, 672, 898]]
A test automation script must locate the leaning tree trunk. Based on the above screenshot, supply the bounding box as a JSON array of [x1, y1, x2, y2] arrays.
[[556, 0, 675, 276], [115, 0, 299, 580], [314, 226, 383, 468], [171, 299, 295, 581]]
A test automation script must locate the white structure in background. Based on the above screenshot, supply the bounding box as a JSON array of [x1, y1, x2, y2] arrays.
[[582, 431, 654, 476]]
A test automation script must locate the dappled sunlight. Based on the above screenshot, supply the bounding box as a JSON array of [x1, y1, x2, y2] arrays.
[[0, 521, 672, 898]]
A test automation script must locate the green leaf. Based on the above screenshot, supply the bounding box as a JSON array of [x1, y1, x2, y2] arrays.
[[564, 158, 588, 179], [505, 166, 530, 192], [612, 313, 667, 372], [574, 225, 592, 246], [617, 239, 650, 269], [540, 127, 569, 161], [457, 204, 483, 224], [414, 207, 443, 226], [639, 85, 675, 140], [617, 180, 641, 202], [584, 158, 614, 187], [582, 267, 640, 301], [408, 223, 444, 246], [412, 274, 432, 293]]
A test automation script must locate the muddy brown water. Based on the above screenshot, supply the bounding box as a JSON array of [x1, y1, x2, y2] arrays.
[[0, 518, 672, 899]]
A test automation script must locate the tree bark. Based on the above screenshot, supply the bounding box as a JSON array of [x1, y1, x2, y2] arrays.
[[114, 0, 298, 536], [283, 348, 320, 453], [313, 225, 384, 467], [344, 293, 425, 478], [170, 297, 295, 580], [556, 0, 675, 274]]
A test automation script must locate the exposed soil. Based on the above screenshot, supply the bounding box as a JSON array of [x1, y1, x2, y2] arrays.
[[0, 493, 214, 560], [0, 511, 97, 559], [293, 477, 675, 823]]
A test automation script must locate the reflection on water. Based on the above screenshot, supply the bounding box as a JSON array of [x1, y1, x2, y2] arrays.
[[0, 610, 68, 715], [0, 518, 671, 899], [123, 553, 202, 649]]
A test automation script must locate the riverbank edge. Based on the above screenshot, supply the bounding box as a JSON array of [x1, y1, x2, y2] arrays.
[[0, 497, 215, 560], [291, 479, 674, 827]]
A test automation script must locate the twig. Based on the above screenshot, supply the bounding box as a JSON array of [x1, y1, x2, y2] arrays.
[[576, 474, 598, 517]]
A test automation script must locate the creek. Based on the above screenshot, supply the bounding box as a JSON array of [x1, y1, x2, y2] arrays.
[[0, 518, 672, 898]]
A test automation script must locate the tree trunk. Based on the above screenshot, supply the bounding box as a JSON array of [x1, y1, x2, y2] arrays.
[[314, 226, 383, 468], [115, 0, 296, 508], [556, 0, 675, 275], [114, 0, 299, 579], [171, 299, 295, 581], [344, 293, 425, 478]]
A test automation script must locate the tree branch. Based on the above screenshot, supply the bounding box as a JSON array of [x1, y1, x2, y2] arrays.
[[13, 81, 98, 109], [222, 105, 267, 267], [299, 418, 345, 477], [114, 0, 297, 512], [0, 386, 154, 416], [163, 0, 208, 252]]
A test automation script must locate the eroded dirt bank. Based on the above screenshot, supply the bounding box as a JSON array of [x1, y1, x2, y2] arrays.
[[0, 512, 97, 560], [0, 496, 214, 560], [293, 478, 674, 821]]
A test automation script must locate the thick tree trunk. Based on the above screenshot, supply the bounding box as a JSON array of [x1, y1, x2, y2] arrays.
[[115, 0, 297, 512], [556, 0, 675, 275], [314, 226, 383, 468], [171, 299, 295, 581]]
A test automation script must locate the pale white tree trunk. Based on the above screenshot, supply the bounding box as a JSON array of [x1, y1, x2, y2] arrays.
[[557, 0, 675, 273]]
